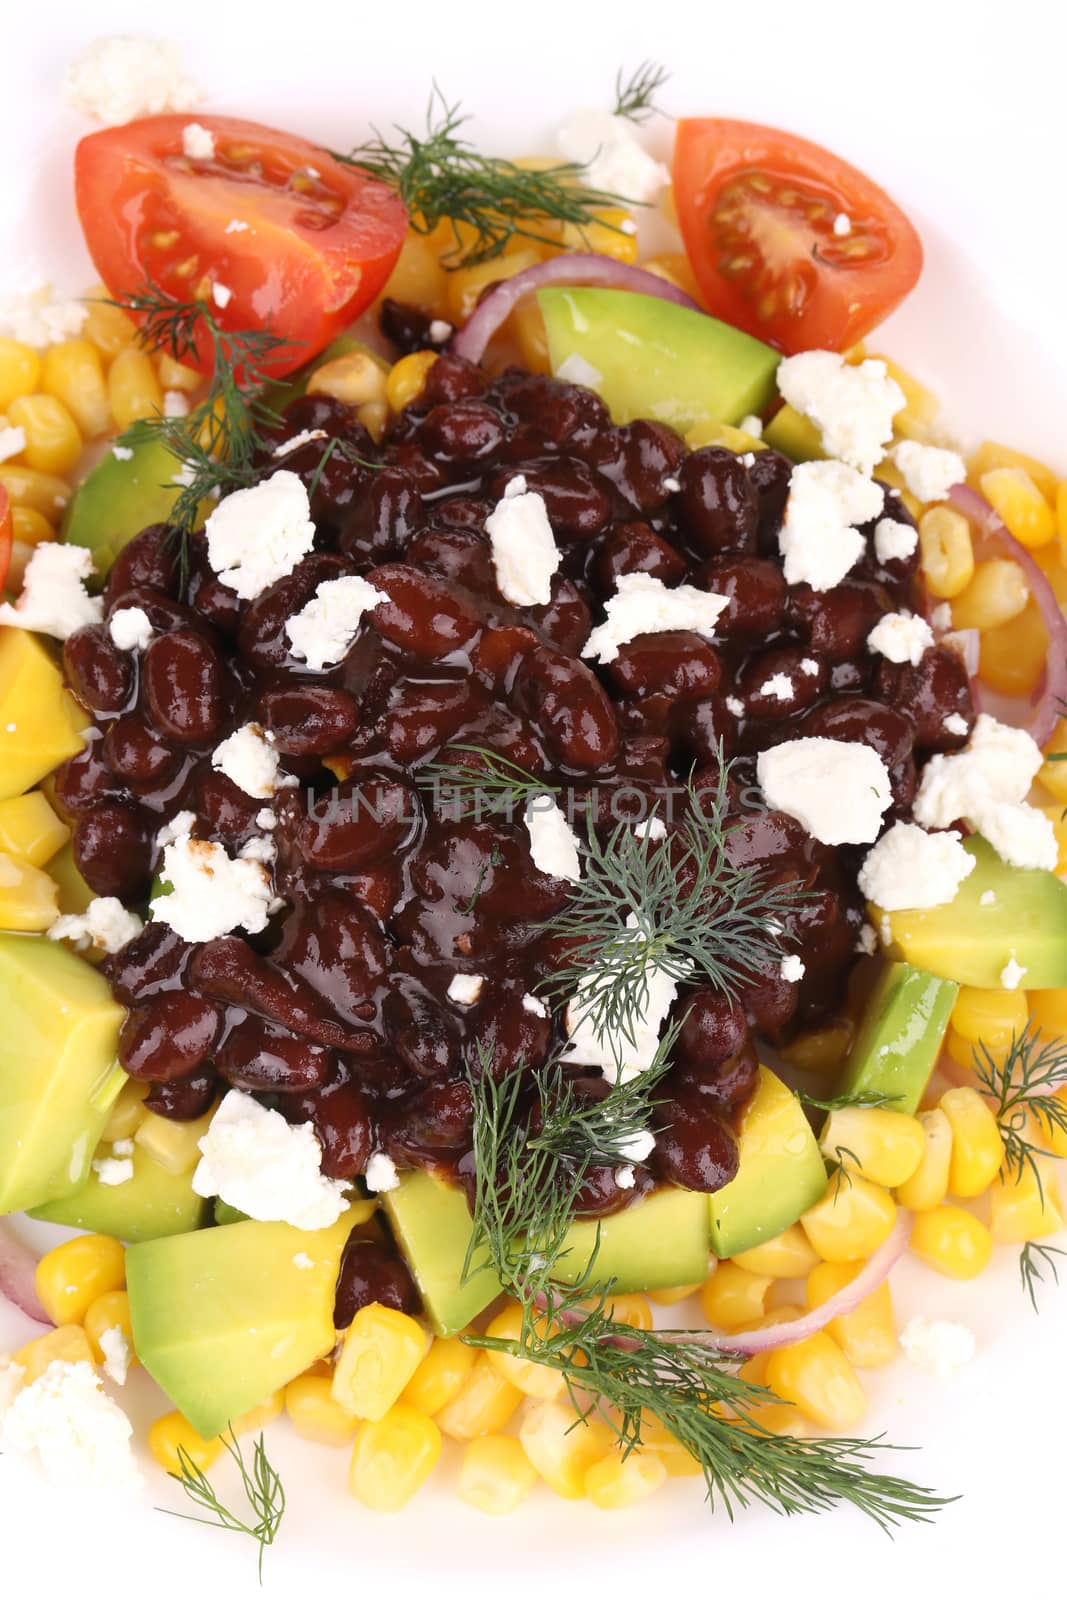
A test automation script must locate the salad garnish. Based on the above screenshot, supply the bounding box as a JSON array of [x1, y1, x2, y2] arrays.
[[421, 743, 562, 821], [162, 1429, 286, 1583], [611, 61, 671, 124], [971, 1025, 1067, 1194], [1019, 1240, 1066, 1314], [799, 1089, 903, 1113]]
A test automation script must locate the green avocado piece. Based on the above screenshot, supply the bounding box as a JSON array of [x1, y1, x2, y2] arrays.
[[64, 438, 198, 576], [0, 932, 125, 1214], [874, 837, 1067, 989], [836, 962, 958, 1115], [709, 1066, 827, 1259], [214, 1199, 248, 1227], [538, 287, 780, 434], [761, 402, 825, 462], [127, 1211, 355, 1439], [30, 1143, 209, 1242], [382, 1172, 711, 1339]]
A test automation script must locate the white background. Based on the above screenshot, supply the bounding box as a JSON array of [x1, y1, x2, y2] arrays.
[[3, 2, 1066, 1595]]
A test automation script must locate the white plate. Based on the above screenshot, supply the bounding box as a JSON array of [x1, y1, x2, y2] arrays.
[[3, 3, 1065, 1595]]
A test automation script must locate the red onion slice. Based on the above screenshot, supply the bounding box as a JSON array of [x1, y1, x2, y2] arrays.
[[450, 254, 703, 367], [941, 626, 980, 679], [0, 1220, 49, 1326], [950, 483, 1067, 748]]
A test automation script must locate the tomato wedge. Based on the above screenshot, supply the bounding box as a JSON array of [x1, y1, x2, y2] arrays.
[[672, 119, 922, 354], [74, 115, 408, 377], [0, 486, 12, 594]]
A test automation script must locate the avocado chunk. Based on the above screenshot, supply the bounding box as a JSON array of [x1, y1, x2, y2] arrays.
[[538, 288, 780, 434], [873, 837, 1067, 989], [383, 1172, 711, 1339], [0, 630, 86, 801], [49, 841, 96, 916], [214, 1198, 249, 1227], [836, 961, 958, 1114], [127, 1211, 355, 1439], [761, 402, 825, 462], [709, 1066, 827, 1259], [0, 932, 125, 1213], [31, 1143, 209, 1242], [64, 437, 199, 575]]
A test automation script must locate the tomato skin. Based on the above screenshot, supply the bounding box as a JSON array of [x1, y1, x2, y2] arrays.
[[74, 115, 408, 377], [672, 119, 922, 354], [0, 486, 11, 594]]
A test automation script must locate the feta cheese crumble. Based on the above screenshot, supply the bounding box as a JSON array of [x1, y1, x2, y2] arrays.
[[931, 602, 953, 631], [181, 122, 215, 160], [780, 954, 806, 983], [525, 797, 582, 883], [858, 823, 976, 911], [0, 1360, 141, 1489], [364, 1152, 400, 1194], [778, 461, 884, 591], [555, 352, 603, 388], [614, 1165, 636, 1189], [757, 738, 892, 846], [272, 427, 328, 458], [150, 832, 276, 943], [206, 472, 317, 600], [566, 932, 681, 1084], [944, 712, 969, 737], [633, 816, 667, 842], [900, 1315, 976, 1377], [162, 390, 189, 419], [211, 722, 284, 800], [522, 993, 548, 1018], [761, 672, 794, 701], [0, 542, 102, 640], [615, 1129, 656, 1163], [65, 36, 200, 124], [1000, 954, 1027, 991], [48, 896, 143, 954], [867, 610, 934, 667], [855, 923, 879, 956], [738, 414, 764, 438], [0, 425, 26, 463], [293, 1253, 315, 1270], [193, 1090, 348, 1230], [913, 714, 1056, 871], [256, 808, 277, 831], [429, 319, 453, 344], [725, 696, 744, 717], [93, 1156, 134, 1187], [776, 350, 904, 475], [285, 573, 387, 671], [211, 282, 233, 311], [582, 572, 729, 664], [0, 287, 88, 349], [873, 516, 919, 564], [890, 441, 966, 504], [485, 477, 562, 607], [556, 110, 669, 202], [980, 890, 997, 907], [99, 1327, 131, 1387], [447, 973, 484, 1005], [108, 605, 154, 652]]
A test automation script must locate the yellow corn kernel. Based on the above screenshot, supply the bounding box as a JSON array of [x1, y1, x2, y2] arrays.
[[989, 1160, 1065, 1243], [0, 465, 72, 522], [380, 231, 450, 316], [945, 1022, 1014, 1076], [600, 1292, 654, 1331], [980, 466, 1056, 548], [102, 1078, 150, 1142], [15, 1324, 95, 1384], [459, 1434, 538, 1516], [868, 354, 938, 441], [951, 986, 1029, 1046], [1040, 1089, 1067, 1159], [134, 1104, 216, 1175], [83, 1289, 136, 1369], [800, 1174, 897, 1263], [155, 351, 202, 393], [560, 208, 639, 265], [777, 1021, 853, 1074], [385, 350, 438, 414], [895, 1109, 953, 1211], [764, 1332, 867, 1430], [805, 1262, 896, 1368], [435, 1353, 523, 1441], [1030, 989, 1067, 1042], [149, 1411, 223, 1475], [0, 791, 68, 867], [332, 1303, 428, 1422], [34, 1233, 125, 1327], [445, 248, 543, 326], [735, 1353, 810, 1437], [640, 1414, 706, 1475], [107, 347, 163, 432], [646, 1281, 703, 1306], [519, 1401, 614, 1499], [484, 1302, 565, 1400], [349, 1403, 441, 1512], [910, 1204, 992, 1278], [356, 400, 388, 443], [40, 340, 111, 438], [951, 558, 1030, 632], [1039, 720, 1067, 804], [401, 1335, 477, 1415], [873, 461, 921, 518], [585, 1447, 667, 1510], [918, 505, 974, 598], [307, 350, 388, 407], [81, 291, 137, 363], [6, 394, 83, 476], [285, 1373, 358, 1445], [685, 418, 766, 455], [820, 1107, 926, 1189], [512, 296, 551, 375], [968, 440, 1057, 503], [732, 1223, 821, 1279], [0, 338, 42, 409], [978, 601, 1048, 696], [233, 1390, 284, 1435], [700, 1262, 772, 1331], [640, 251, 703, 303], [0, 850, 59, 930], [940, 1086, 1004, 1198], [1058, 479, 1067, 558], [11, 504, 56, 548]]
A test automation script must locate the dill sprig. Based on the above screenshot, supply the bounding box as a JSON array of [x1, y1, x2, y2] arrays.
[[800, 1089, 902, 1113], [419, 742, 558, 821], [160, 1429, 285, 1583], [525, 1021, 680, 1168], [612, 61, 670, 122], [971, 1023, 1067, 1194], [336, 88, 634, 267], [1020, 1240, 1066, 1312]]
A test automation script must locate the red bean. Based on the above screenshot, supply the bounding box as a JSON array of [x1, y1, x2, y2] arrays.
[[338, 467, 425, 562], [798, 697, 914, 771], [334, 1239, 420, 1329], [606, 631, 722, 702], [652, 1097, 739, 1192], [259, 685, 359, 755], [788, 580, 890, 662], [672, 695, 739, 763], [677, 988, 748, 1071], [103, 922, 193, 1003], [471, 988, 552, 1080], [671, 1037, 759, 1113], [63, 625, 133, 713], [386, 981, 462, 1079], [143, 1068, 218, 1121], [873, 645, 975, 753], [739, 646, 827, 719], [747, 448, 793, 551], [492, 460, 611, 542], [105, 523, 181, 602], [366, 564, 482, 659], [217, 1018, 335, 1093], [512, 646, 619, 769], [420, 353, 486, 406], [118, 992, 222, 1082], [237, 553, 349, 669], [529, 578, 593, 657], [420, 399, 504, 464], [678, 447, 758, 555], [616, 420, 686, 512], [298, 774, 419, 871], [143, 629, 223, 745], [592, 522, 687, 593], [54, 744, 124, 815], [189, 937, 352, 1050], [193, 769, 263, 849], [294, 1073, 375, 1179], [696, 555, 786, 641], [384, 1078, 473, 1159], [275, 890, 389, 1026], [405, 527, 497, 597], [384, 677, 488, 765], [73, 802, 152, 899], [103, 714, 183, 786]]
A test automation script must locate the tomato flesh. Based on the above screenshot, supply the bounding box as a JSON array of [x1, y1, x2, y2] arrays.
[[75, 115, 408, 377], [673, 119, 922, 354]]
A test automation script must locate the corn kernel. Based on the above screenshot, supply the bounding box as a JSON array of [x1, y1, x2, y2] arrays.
[[512, 296, 551, 375], [307, 350, 387, 407], [380, 231, 449, 316], [285, 1373, 358, 1445], [700, 1262, 772, 1331], [332, 1303, 428, 1422], [734, 1354, 809, 1437], [777, 1021, 853, 1074], [435, 1353, 523, 1441], [910, 1204, 992, 1278], [646, 1281, 703, 1307], [11, 504, 56, 548], [35, 1233, 125, 1326], [0, 338, 42, 409], [951, 559, 1030, 632], [6, 394, 83, 476], [233, 1388, 285, 1435], [560, 208, 639, 265], [873, 461, 921, 518], [895, 1108, 953, 1211], [585, 1446, 667, 1510], [81, 291, 137, 363], [764, 1332, 867, 1430], [41, 340, 111, 437], [155, 351, 203, 392], [0, 465, 72, 522], [385, 350, 438, 414], [348, 1403, 441, 1512], [805, 1262, 896, 1368], [83, 1289, 136, 1369], [980, 466, 1056, 548], [1029, 989, 1067, 1042], [918, 505, 974, 598], [820, 1107, 926, 1189], [0, 849, 60, 930], [640, 1414, 706, 1474], [951, 986, 1029, 1046], [1057, 480, 1067, 559], [149, 1411, 223, 1475], [0, 791, 69, 867], [484, 1302, 565, 1399], [102, 1078, 150, 1142], [732, 1223, 821, 1279], [445, 248, 542, 326], [978, 601, 1048, 696], [968, 440, 1058, 503], [1039, 721, 1067, 804], [641, 252, 703, 302], [401, 1335, 477, 1415], [940, 1086, 1003, 1198], [15, 1324, 95, 1384], [519, 1401, 614, 1499], [868, 354, 938, 441], [685, 419, 766, 455], [989, 1160, 1065, 1243], [356, 400, 388, 443], [459, 1434, 538, 1515], [800, 1173, 897, 1262], [107, 347, 163, 432]]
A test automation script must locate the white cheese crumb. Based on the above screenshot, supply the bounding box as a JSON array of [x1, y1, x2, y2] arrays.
[[111, 1139, 134, 1157], [525, 797, 582, 883], [256, 808, 278, 831], [833, 212, 852, 237], [778, 460, 884, 591], [0, 1359, 141, 1489], [761, 672, 794, 702], [582, 571, 729, 664], [111, 444, 134, 462], [615, 1129, 657, 1163], [211, 282, 233, 310], [205, 471, 317, 601], [931, 602, 952, 631], [633, 816, 667, 842], [293, 1252, 315, 1270], [555, 352, 603, 388], [725, 696, 745, 717], [48, 896, 143, 954], [974, 800, 1057, 873], [522, 994, 548, 1019], [799, 657, 820, 677], [181, 122, 215, 160], [780, 954, 806, 982], [225, 218, 250, 234], [0, 425, 26, 463], [193, 1090, 347, 1230], [900, 1315, 976, 1377], [890, 441, 966, 504], [150, 835, 275, 943], [776, 350, 904, 474], [485, 480, 562, 607], [92, 1157, 134, 1187], [272, 427, 328, 459], [867, 610, 934, 666], [0, 542, 102, 640], [858, 823, 976, 911], [738, 414, 764, 438], [979, 890, 997, 907], [1001, 954, 1027, 991], [447, 973, 484, 1006], [566, 926, 682, 1084], [556, 110, 669, 202], [171, 464, 196, 488], [156, 810, 196, 850], [0, 286, 89, 350], [162, 389, 189, 419], [873, 516, 919, 564], [364, 1151, 400, 1194], [855, 923, 879, 956], [914, 714, 1055, 870], [108, 605, 154, 652], [662, 476, 681, 494], [943, 712, 969, 737], [285, 573, 387, 671], [211, 722, 283, 800], [614, 1164, 636, 1189], [238, 834, 277, 867], [98, 1328, 131, 1387], [429, 319, 453, 344], [65, 35, 200, 124], [757, 738, 892, 847]]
